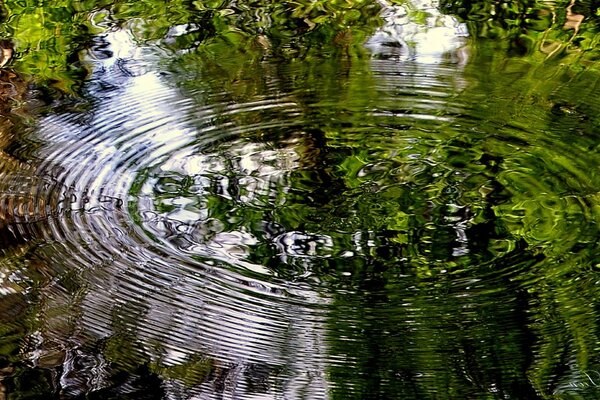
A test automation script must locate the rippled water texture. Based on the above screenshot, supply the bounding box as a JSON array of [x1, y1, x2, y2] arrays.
[[1, 1, 600, 399]]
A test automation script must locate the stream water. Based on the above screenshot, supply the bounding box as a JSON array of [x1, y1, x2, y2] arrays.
[[0, 1, 600, 399]]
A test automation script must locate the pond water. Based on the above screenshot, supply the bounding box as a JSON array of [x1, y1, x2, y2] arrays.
[[0, 0, 600, 398]]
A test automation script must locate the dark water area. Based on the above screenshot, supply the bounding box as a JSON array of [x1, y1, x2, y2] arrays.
[[0, 0, 600, 399]]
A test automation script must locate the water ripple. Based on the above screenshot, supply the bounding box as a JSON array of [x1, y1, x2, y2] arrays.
[[1, 23, 599, 398]]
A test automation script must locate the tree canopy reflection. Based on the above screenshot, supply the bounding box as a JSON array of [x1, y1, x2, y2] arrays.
[[0, 0, 599, 399]]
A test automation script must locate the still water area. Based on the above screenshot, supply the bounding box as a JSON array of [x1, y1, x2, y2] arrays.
[[0, 0, 600, 398]]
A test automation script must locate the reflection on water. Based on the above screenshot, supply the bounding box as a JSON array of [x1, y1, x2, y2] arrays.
[[367, 0, 468, 63], [0, 0, 600, 399]]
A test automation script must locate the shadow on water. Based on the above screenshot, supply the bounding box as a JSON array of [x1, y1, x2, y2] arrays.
[[0, 0, 600, 399]]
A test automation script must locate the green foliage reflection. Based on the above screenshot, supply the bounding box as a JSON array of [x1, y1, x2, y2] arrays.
[[0, 0, 598, 92], [0, 0, 600, 399]]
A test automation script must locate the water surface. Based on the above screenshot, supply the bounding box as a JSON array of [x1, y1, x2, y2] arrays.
[[1, 1, 600, 399]]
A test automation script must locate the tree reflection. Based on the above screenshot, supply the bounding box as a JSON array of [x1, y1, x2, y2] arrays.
[[1, 0, 600, 399]]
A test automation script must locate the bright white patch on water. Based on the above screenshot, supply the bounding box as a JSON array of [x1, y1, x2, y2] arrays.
[[366, 0, 469, 63], [34, 27, 332, 399]]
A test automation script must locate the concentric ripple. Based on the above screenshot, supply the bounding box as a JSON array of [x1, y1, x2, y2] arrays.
[[2, 25, 600, 398]]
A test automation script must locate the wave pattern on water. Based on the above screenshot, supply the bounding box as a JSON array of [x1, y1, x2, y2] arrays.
[[0, 19, 600, 399]]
